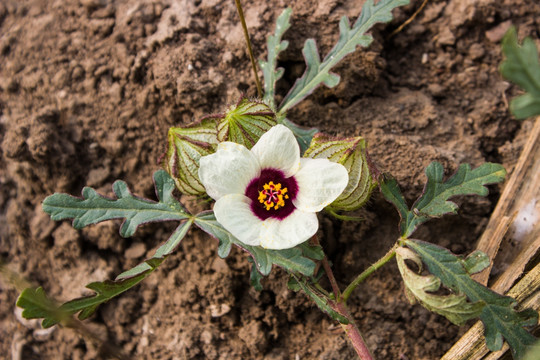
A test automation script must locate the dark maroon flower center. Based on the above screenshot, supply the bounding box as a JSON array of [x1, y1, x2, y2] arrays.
[[244, 168, 298, 220]]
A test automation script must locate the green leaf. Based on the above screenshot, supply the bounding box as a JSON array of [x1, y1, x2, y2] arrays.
[[18, 220, 191, 328], [500, 26, 540, 119], [260, 8, 292, 108], [194, 211, 318, 277], [165, 117, 218, 195], [279, 117, 318, 155], [217, 97, 277, 149], [379, 173, 409, 221], [279, 0, 410, 113], [42, 170, 189, 237], [396, 247, 485, 326], [304, 134, 376, 211], [381, 162, 506, 238], [405, 239, 538, 359], [289, 273, 349, 324], [248, 257, 264, 291], [16, 287, 69, 328]]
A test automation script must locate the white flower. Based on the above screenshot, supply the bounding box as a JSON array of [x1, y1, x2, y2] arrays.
[[198, 125, 349, 250]]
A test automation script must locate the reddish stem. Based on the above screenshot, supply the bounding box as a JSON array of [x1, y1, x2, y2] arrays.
[[333, 301, 374, 360], [312, 236, 373, 359]]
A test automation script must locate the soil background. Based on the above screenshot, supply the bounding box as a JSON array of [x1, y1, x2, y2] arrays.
[[1, 0, 539, 359]]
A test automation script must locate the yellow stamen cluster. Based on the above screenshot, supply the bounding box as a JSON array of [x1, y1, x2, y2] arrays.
[[258, 181, 289, 210]]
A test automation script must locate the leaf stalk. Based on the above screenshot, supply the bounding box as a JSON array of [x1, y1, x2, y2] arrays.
[[342, 242, 399, 303]]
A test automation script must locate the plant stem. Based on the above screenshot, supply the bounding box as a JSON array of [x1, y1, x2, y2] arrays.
[[234, 0, 263, 98], [311, 236, 373, 359], [341, 242, 399, 303], [333, 301, 374, 360]]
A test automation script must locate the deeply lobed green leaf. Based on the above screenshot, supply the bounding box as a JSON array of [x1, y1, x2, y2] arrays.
[[405, 240, 538, 359], [380, 162, 506, 238], [43, 170, 189, 237], [396, 247, 485, 326], [18, 219, 193, 327], [278, 0, 410, 113], [16, 287, 69, 328], [260, 8, 292, 108], [500, 27, 540, 119]]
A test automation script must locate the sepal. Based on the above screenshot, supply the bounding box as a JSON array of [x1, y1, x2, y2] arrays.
[[216, 96, 277, 149], [164, 117, 218, 195], [304, 134, 376, 212]]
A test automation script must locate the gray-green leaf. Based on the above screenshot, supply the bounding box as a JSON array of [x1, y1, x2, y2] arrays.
[[279, 0, 410, 113], [42, 170, 189, 237], [260, 8, 292, 108], [500, 26, 540, 119], [381, 162, 506, 238], [405, 239, 538, 359], [396, 247, 485, 326]]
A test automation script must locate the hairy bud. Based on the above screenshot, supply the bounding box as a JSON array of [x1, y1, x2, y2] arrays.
[[216, 97, 277, 149], [164, 117, 218, 195], [304, 134, 376, 212]]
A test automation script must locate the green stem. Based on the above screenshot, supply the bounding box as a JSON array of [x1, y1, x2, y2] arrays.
[[234, 0, 263, 98], [341, 242, 399, 303]]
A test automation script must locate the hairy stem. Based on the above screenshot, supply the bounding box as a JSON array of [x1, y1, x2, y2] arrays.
[[333, 301, 374, 360], [311, 237, 373, 359], [234, 0, 263, 98], [342, 242, 399, 303]]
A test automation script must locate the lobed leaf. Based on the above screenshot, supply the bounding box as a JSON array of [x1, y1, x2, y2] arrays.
[[500, 27, 540, 119], [16, 287, 69, 327], [381, 162, 506, 238], [396, 247, 485, 326], [19, 223, 192, 327], [194, 211, 319, 277], [260, 8, 292, 108], [43, 170, 189, 237], [279, 0, 410, 113], [405, 239, 538, 359]]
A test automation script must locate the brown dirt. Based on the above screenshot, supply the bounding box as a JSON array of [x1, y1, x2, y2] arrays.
[[1, 0, 538, 359]]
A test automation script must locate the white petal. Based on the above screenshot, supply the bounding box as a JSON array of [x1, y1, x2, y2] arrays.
[[214, 194, 264, 246], [199, 142, 260, 200], [293, 158, 349, 212], [251, 124, 300, 177], [259, 210, 318, 250]]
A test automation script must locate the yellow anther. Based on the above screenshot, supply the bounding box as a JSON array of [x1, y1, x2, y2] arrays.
[[258, 181, 289, 211]]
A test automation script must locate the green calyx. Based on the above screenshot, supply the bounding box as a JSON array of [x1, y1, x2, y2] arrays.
[[164, 117, 218, 196], [217, 96, 277, 149], [304, 134, 376, 212]]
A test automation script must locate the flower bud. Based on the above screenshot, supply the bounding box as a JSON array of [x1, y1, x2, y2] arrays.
[[304, 134, 376, 212], [164, 117, 218, 195], [216, 97, 277, 149]]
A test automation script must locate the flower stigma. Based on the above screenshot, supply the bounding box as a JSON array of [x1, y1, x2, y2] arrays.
[[258, 181, 289, 210]]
